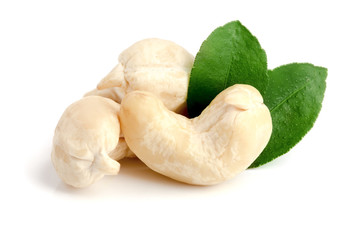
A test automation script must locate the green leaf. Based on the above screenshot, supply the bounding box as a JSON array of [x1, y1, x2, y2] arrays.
[[187, 20, 268, 117], [249, 63, 327, 168]]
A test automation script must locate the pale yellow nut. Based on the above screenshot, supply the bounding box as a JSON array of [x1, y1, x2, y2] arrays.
[[85, 38, 194, 113], [120, 84, 272, 185], [51, 96, 132, 188]]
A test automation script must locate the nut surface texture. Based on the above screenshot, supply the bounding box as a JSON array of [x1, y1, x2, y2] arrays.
[[120, 84, 272, 185], [51, 96, 131, 188], [85, 38, 194, 113]]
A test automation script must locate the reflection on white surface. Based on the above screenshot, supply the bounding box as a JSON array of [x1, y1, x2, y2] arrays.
[[33, 153, 230, 198]]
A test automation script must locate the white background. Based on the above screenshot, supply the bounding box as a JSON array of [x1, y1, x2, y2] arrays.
[[1, 0, 359, 239]]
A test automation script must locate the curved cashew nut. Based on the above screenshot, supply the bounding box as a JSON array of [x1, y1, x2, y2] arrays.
[[120, 84, 272, 185], [51, 96, 132, 188], [85, 38, 194, 113]]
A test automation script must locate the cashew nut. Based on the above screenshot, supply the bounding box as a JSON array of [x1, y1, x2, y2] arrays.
[[51, 96, 132, 188], [85, 38, 194, 113], [120, 84, 272, 185]]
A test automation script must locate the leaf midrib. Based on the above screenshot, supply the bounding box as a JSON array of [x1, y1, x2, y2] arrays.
[[222, 54, 234, 90], [270, 79, 310, 113]]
